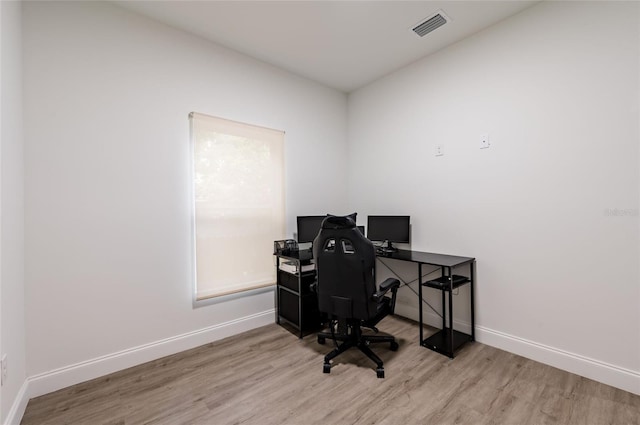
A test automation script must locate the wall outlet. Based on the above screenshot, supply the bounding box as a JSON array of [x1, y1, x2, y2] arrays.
[[480, 133, 490, 149], [435, 144, 444, 156], [1, 354, 7, 386]]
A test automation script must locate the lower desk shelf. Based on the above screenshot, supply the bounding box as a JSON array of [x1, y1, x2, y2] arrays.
[[419, 268, 475, 358], [421, 328, 473, 358], [277, 286, 320, 336], [424, 274, 470, 290], [274, 254, 322, 338]]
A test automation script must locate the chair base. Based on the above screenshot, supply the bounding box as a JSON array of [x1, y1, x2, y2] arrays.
[[318, 321, 398, 378]]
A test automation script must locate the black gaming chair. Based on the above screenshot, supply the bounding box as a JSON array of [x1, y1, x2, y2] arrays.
[[313, 214, 400, 378]]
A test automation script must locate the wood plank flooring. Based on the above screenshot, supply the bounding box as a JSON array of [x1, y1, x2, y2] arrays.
[[21, 316, 640, 424]]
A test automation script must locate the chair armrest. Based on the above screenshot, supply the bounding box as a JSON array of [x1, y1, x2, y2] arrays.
[[310, 280, 318, 293], [372, 278, 400, 301], [380, 278, 400, 292]]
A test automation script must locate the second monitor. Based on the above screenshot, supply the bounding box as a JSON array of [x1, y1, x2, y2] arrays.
[[367, 215, 410, 252]]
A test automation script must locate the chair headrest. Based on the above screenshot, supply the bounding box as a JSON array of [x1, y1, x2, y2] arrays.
[[322, 213, 357, 230]]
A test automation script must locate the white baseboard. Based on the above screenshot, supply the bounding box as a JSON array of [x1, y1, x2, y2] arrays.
[[394, 301, 639, 396], [476, 325, 640, 396], [6, 305, 639, 425], [6, 310, 274, 424], [3, 380, 29, 425], [26, 309, 275, 401]]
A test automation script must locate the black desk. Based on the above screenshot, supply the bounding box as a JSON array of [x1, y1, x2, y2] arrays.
[[376, 249, 475, 358], [274, 247, 475, 357]]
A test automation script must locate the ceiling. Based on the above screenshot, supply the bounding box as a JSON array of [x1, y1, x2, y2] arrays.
[[115, 1, 539, 93]]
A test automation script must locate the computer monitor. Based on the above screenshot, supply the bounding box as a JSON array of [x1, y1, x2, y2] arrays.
[[296, 215, 327, 244], [357, 225, 365, 235], [367, 215, 410, 252]]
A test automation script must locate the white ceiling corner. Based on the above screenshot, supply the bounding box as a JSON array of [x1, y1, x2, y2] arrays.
[[113, 0, 539, 93]]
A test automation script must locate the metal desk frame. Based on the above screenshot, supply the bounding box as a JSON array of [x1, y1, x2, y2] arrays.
[[376, 249, 475, 358]]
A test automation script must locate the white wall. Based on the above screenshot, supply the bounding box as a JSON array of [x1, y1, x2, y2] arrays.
[[1, 0, 27, 423], [348, 1, 639, 393], [22, 0, 347, 394], [15, 0, 640, 411]]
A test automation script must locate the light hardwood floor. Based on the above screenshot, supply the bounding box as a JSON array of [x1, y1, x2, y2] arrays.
[[21, 316, 640, 425]]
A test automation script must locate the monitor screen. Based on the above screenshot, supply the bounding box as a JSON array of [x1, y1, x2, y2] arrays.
[[296, 215, 327, 243], [367, 216, 410, 244]]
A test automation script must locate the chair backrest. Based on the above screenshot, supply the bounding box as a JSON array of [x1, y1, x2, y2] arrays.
[[313, 214, 377, 321]]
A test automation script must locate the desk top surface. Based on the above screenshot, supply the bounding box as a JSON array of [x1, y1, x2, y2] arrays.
[[377, 249, 474, 267], [277, 248, 474, 268]]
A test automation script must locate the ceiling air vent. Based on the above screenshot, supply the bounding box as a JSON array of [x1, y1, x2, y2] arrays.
[[412, 11, 448, 37]]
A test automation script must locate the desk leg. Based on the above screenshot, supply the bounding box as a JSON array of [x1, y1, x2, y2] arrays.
[[447, 266, 454, 357], [275, 257, 280, 325], [470, 260, 475, 342], [418, 263, 424, 346], [441, 267, 446, 330]]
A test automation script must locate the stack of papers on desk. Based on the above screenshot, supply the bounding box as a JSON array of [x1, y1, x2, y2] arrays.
[[279, 261, 315, 274]]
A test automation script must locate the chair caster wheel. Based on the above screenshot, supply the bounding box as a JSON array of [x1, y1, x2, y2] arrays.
[[376, 368, 385, 379], [317, 336, 326, 345], [323, 363, 331, 374], [390, 341, 399, 351]]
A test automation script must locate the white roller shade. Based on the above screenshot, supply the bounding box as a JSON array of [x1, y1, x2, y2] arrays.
[[190, 112, 285, 300]]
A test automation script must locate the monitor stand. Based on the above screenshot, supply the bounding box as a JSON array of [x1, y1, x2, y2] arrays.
[[379, 240, 398, 254]]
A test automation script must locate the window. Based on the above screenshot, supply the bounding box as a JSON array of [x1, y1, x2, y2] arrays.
[[190, 112, 285, 300]]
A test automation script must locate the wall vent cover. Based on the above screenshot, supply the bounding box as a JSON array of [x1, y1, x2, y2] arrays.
[[412, 11, 448, 37]]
